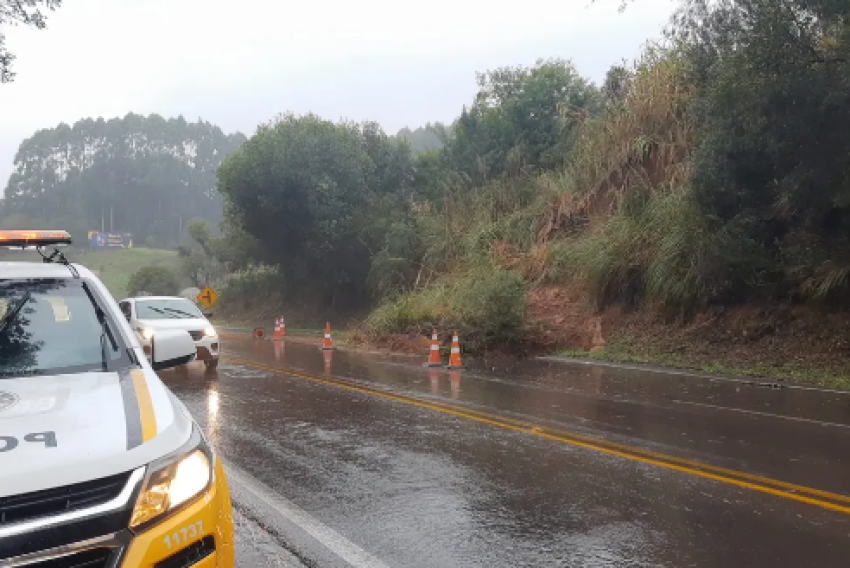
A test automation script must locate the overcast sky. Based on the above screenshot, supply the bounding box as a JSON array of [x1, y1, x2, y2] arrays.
[[0, 0, 676, 193]]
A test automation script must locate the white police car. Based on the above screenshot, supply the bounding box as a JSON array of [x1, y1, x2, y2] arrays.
[[0, 230, 235, 567]]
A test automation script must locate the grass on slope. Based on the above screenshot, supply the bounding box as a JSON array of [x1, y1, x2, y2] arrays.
[[67, 247, 182, 300]]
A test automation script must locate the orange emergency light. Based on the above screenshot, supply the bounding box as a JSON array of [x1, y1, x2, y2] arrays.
[[0, 230, 72, 247]]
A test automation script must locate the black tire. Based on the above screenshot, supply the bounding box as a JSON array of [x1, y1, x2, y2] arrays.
[[204, 358, 219, 370]]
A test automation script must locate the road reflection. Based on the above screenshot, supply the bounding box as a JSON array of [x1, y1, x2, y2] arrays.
[[274, 340, 284, 364], [449, 370, 461, 400], [162, 336, 850, 568], [323, 348, 333, 377], [429, 367, 440, 395]]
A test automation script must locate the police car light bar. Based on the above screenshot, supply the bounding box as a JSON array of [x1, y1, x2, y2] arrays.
[[0, 230, 73, 248]]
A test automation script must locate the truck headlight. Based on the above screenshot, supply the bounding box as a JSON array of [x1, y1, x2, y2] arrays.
[[129, 426, 214, 530], [204, 326, 216, 337]]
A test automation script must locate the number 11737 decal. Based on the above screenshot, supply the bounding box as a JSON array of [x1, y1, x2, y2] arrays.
[[163, 520, 204, 550]]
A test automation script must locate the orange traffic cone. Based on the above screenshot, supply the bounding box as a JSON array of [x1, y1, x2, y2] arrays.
[[280, 316, 286, 337], [447, 331, 463, 369], [322, 322, 335, 350], [273, 317, 285, 340], [427, 329, 442, 367]]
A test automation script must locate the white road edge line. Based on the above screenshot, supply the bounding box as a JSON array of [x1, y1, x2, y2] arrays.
[[223, 460, 390, 568]]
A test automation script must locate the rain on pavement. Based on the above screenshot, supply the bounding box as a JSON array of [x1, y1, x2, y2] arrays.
[[162, 332, 850, 567]]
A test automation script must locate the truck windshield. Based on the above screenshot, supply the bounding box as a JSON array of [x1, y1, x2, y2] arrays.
[[0, 279, 130, 378], [136, 299, 203, 320]]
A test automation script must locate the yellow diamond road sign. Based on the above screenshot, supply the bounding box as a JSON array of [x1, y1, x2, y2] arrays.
[[197, 286, 218, 309]]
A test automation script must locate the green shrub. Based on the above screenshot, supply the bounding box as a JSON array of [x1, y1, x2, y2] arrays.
[[549, 188, 729, 315], [366, 266, 528, 352], [126, 266, 179, 297], [219, 265, 284, 311]]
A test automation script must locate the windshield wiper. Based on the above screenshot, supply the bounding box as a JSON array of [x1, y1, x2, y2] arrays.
[[0, 290, 32, 335], [163, 307, 196, 318]]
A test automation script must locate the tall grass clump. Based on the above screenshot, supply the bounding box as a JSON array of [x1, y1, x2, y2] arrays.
[[542, 44, 716, 314], [550, 188, 728, 315], [366, 265, 528, 352], [415, 174, 559, 284], [219, 264, 284, 311], [539, 45, 695, 242]]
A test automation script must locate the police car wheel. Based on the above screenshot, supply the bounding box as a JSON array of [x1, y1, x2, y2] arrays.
[[204, 358, 219, 370]]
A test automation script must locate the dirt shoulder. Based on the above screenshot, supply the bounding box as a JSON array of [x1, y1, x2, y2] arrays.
[[217, 286, 850, 391], [531, 287, 850, 390]]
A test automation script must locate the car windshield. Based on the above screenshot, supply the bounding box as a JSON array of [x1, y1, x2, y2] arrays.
[[0, 279, 130, 378], [136, 299, 204, 320]]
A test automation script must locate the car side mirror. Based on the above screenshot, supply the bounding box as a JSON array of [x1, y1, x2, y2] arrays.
[[203, 312, 214, 320], [150, 329, 196, 371]]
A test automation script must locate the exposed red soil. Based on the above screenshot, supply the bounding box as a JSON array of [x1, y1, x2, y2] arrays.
[[525, 284, 598, 351], [525, 285, 850, 379], [608, 304, 850, 374]]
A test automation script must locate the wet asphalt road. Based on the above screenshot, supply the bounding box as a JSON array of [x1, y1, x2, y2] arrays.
[[164, 334, 850, 567]]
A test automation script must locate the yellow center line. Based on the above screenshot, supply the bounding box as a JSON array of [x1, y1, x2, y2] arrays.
[[223, 354, 850, 515]]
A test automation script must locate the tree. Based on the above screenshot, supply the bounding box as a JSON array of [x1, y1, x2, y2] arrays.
[[1, 0, 62, 83], [178, 218, 260, 288], [675, 0, 850, 297], [127, 266, 178, 297], [2, 113, 246, 246], [602, 63, 633, 109], [396, 123, 448, 155], [440, 59, 601, 182], [217, 113, 414, 309], [179, 219, 217, 289]]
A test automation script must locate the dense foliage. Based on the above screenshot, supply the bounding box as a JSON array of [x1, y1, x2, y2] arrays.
[[363, 0, 850, 345], [396, 124, 446, 155], [217, 114, 415, 310], [681, 0, 850, 301]]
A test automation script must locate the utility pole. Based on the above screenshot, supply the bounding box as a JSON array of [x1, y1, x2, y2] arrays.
[[110, 207, 114, 233], [101, 207, 104, 232]]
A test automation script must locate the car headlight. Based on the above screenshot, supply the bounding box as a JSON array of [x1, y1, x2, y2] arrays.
[[129, 426, 215, 530], [204, 326, 216, 337], [136, 327, 155, 341]]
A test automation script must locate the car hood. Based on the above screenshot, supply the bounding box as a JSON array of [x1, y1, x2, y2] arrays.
[[137, 318, 209, 331], [0, 367, 193, 497]]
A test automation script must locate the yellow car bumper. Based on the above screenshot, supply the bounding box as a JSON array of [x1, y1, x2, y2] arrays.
[[121, 458, 235, 567]]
